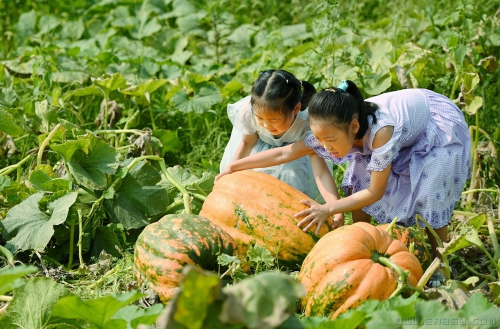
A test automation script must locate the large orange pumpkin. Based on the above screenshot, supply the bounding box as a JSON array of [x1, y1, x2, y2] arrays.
[[199, 171, 330, 268], [298, 222, 423, 319], [377, 223, 432, 269], [134, 214, 237, 302]]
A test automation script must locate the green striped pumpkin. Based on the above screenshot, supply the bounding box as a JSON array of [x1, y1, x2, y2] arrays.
[[134, 214, 237, 302]]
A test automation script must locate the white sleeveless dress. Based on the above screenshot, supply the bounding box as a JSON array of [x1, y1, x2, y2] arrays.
[[220, 96, 324, 199]]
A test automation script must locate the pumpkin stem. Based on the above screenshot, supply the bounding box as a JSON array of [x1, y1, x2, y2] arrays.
[[377, 256, 411, 298]]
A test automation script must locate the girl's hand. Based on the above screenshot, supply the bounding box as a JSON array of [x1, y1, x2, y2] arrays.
[[214, 167, 233, 182], [331, 213, 345, 230], [295, 199, 333, 234]]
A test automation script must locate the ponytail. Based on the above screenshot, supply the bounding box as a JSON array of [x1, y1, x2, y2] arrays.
[[299, 80, 316, 111]]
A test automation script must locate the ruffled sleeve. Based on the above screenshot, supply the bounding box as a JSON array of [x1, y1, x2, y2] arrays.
[[366, 119, 408, 172], [227, 96, 257, 135]]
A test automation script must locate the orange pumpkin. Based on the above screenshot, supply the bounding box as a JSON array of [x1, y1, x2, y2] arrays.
[[377, 223, 432, 269], [298, 222, 423, 319], [199, 171, 330, 268]]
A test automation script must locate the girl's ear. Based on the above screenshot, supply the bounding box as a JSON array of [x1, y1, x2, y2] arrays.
[[293, 102, 301, 115], [350, 119, 360, 134]]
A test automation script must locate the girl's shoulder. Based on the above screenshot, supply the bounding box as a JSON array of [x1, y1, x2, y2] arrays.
[[227, 95, 253, 125]]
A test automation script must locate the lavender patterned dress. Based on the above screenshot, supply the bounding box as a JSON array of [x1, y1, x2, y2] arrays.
[[304, 89, 471, 229]]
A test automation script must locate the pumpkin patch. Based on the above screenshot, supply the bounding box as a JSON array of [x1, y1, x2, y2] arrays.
[[298, 222, 423, 319], [133, 214, 237, 302], [199, 171, 331, 268]]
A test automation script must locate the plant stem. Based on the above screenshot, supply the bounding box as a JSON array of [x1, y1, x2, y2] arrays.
[[416, 214, 450, 279], [0, 154, 33, 176], [385, 216, 398, 233], [487, 216, 500, 262], [77, 209, 85, 269], [94, 129, 142, 135], [455, 256, 496, 281], [416, 257, 441, 290], [0, 296, 13, 302], [67, 218, 75, 270], [157, 159, 192, 214], [377, 256, 410, 297], [37, 123, 61, 167]]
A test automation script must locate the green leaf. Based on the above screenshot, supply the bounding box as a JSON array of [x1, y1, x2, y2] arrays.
[[164, 266, 222, 329], [51, 139, 91, 162], [469, 213, 486, 231], [220, 271, 305, 328], [35, 100, 59, 133], [439, 227, 485, 256], [152, 129, 183, 155], [29, 165, 71, 192], [0, 265, 38, 295], [37, 14, 61, 35], [92, 73, 128, 93], [171, 85, 222, 113], [365, 310, 401, 329], [362, 73, 392, 96], [51, 291, 144, 327], [89, 226, 122, 258], [104, 160, 168, 230], [0, 277, 71, 329], [107, 304, 164, 329], [0, 87, 19, 107], [1, 192, 78, 252], [459, 292, 493, 319], [60, 19, 85, 40], [63, 134, 119, 190], [0, 108, 23, 137], [16, 10, 36, 44], [120, 78, 167, 103]]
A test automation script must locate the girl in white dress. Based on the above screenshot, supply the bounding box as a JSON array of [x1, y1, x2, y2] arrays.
[[220, 69, 326, 199]]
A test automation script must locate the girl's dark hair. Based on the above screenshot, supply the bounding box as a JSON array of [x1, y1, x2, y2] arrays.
[[308, 80, 377, 139], [250, 69, 316, 114]]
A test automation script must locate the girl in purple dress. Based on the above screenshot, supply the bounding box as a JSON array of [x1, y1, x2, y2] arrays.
[[217, 80, 471, 278]]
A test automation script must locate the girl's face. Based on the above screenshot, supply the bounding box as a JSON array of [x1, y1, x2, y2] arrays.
[[253, 104, 300, 137], [310, 119, 360, 158]]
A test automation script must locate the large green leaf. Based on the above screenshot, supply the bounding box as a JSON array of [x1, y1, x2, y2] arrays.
[[132, 2, 162, 40], [37, 14, 61, 36], [104, 160, 168, 230], [51, 138, 91, 161], [220, 271, 305, 328], [171, 85, 222, 113], [50, 291, 144, 327], [35, 100, 59, 133], [0, 108, 23, 137], [0, 265, 38, 295], [0, 277, 71, 329], [1, 192, 78, 252], [107, 304, 164, 329], [92, 73, 128, 93], [29, 165, 71, 192], [16, 10, 36, 45], [152, 129, 183, 155], [53, 134, 119, 190]]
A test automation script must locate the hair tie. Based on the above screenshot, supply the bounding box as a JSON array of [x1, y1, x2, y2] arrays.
[[259, 71, 264, 76], [337, 80, 348, 91]]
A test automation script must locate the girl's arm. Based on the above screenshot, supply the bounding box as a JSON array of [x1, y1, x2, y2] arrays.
[[231, 133, 259, 161], [296, 126, 394, 230], [216, 139, 315, 181]]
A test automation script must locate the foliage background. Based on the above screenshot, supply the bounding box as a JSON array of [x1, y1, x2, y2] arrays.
[[0, 0, 499, 326]]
